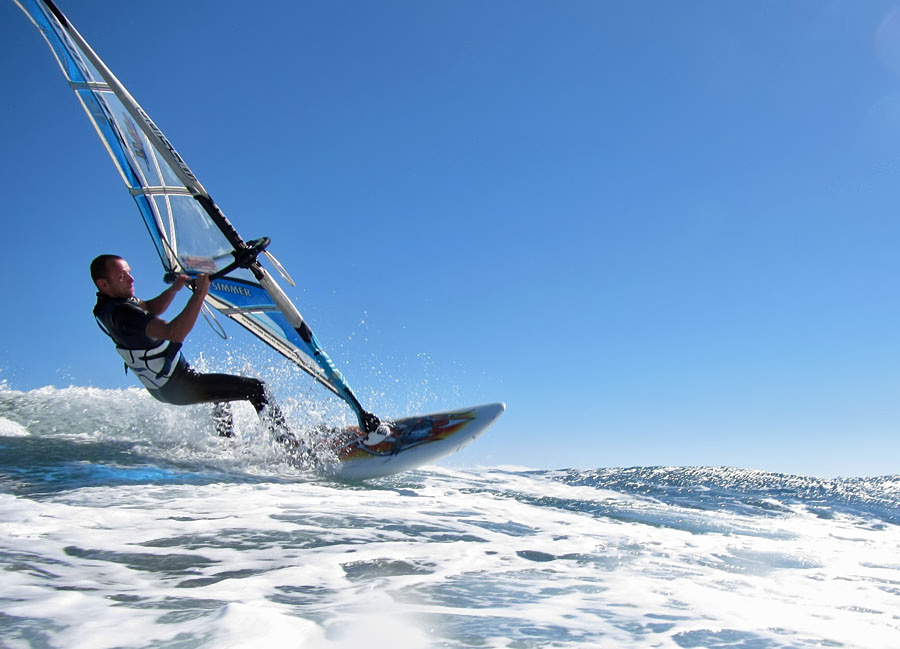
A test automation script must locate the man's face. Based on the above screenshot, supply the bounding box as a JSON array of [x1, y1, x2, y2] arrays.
[[97, 258, 135, 299]]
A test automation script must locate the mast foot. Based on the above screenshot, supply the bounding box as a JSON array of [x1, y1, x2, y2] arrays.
[[360, 410, 381, 433]]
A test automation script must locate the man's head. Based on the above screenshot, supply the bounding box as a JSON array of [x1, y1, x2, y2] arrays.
[[91, 254, 134, 299]]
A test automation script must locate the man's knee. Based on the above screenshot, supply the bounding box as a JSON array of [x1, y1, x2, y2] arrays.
[[247, 379, 269, 413]]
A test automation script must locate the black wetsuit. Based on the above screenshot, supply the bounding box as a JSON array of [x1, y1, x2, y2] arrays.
[[93, 293, 272, 414]]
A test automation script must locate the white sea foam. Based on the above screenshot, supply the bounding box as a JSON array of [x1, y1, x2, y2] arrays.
[[0, 416, 28, 437], [1, 385, 899, 648]]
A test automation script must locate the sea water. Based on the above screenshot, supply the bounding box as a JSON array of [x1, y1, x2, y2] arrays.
[[1, 383, 898, 649]]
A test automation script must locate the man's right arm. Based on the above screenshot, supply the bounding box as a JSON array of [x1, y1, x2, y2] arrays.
[[144, 274, 210, 343], [142, 274, 190, 316]]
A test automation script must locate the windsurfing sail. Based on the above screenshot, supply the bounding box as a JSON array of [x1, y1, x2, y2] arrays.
[[16, 0, 380, 432]]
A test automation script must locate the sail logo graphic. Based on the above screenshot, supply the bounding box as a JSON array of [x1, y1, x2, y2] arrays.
[[133, 104, 199, 183], [213, 282, 251, 297]]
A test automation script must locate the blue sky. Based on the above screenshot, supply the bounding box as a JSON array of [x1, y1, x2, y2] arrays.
[[2, 0, 899, 477]]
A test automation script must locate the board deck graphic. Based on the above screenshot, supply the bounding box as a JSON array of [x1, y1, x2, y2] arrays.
[[322, 403, 506, 480]]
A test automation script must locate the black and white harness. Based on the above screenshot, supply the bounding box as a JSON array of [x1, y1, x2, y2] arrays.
[[93, 295, 183, 390]]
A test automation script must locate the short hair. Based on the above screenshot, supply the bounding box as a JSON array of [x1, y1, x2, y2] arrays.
[[90, 254, 123, 283]]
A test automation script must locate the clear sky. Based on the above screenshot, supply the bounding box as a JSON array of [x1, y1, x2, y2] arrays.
[[2, 0, 899, 478]]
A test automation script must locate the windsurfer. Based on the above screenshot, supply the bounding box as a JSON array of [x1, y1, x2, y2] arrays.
[[90, 254, 296, 444]]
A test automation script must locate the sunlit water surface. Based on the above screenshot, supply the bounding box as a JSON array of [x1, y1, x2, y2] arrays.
[[1, 384, 898, 648]]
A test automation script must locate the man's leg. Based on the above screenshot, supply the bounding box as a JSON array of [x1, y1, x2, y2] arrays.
[[159, 365, 265, 405], [157, 365, 288, 437]]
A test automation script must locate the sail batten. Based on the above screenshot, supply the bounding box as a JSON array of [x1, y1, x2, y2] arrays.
[[129, 188, 194, 197], [16, 0, 370, 425], [68, 81, 108, 90]]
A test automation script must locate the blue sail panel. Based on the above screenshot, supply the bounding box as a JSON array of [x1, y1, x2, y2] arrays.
[[205, 276, 358, 402]]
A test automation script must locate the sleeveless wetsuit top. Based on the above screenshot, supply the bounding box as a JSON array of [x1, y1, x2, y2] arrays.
[[93, 294, 183, 391]]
